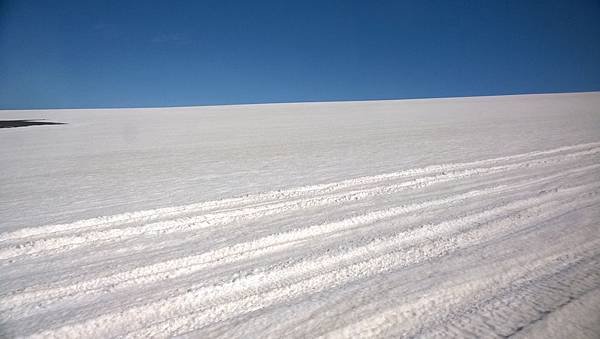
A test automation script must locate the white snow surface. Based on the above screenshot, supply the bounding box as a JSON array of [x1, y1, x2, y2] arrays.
[[1, 92, 600, 338]]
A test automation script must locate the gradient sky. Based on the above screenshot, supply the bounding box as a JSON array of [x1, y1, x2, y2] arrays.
[[1, 0, 600, 109]]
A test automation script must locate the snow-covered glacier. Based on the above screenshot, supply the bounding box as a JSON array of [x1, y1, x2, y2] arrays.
[[1, 92, 599, 338]]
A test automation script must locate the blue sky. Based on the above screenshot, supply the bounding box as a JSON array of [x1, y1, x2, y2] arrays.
[[1, 0, 600, 109]]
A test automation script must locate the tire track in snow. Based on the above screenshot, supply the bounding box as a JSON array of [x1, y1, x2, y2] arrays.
[[0, 185, 503, 311], [3, 162, 598, 312], [193, 234, 600, 339], [127, 188, 600, 338], [2, 146, 599, 261], [325, 244, 600, 339], [23, 183, 600, 338], [15, 158, 598, 289], [510, 287, 600, 339], [2, 142, 599, 338], [3, 141, 599, 243], [429, 256, 600, 338]]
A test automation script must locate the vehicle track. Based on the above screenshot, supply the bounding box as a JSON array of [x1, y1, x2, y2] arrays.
[[1, 142, 599, 338]]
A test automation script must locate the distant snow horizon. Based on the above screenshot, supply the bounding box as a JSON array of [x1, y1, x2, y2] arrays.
[[3, 90, 600, 112]]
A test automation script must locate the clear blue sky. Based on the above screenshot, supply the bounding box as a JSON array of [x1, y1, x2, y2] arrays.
[[1, 0, 600, 109]]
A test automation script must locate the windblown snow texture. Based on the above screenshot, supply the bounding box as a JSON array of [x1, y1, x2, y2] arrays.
[[1, 92, 600, 338]]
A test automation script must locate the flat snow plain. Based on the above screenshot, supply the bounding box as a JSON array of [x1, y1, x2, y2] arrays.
[[1, 92, 600, 338]]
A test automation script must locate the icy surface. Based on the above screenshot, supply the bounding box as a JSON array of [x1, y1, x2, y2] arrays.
[[1, 92, 600, 338]]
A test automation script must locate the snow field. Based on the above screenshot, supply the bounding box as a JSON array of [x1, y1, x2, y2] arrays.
[[1, 92, 600, 338], [1, 139, 599, 338]]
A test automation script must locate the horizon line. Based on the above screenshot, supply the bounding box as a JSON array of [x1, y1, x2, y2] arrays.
[[2, 89, 600, 112]]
